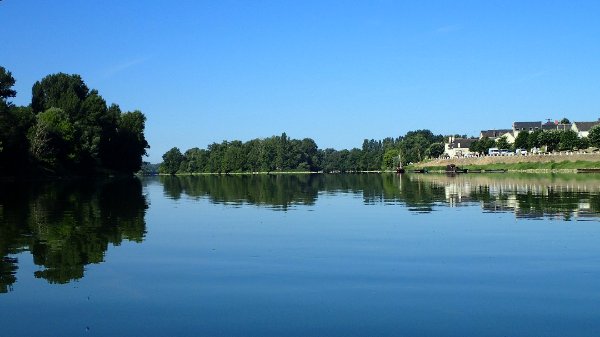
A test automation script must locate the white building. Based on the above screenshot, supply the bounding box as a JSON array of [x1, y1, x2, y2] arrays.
[[444, 136, 477, 158]]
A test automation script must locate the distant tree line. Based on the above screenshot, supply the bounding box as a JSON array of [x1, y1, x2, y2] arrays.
[[0, 66, 149, 176], [470, 128, 600, 154], [160, 130, 446, 174]]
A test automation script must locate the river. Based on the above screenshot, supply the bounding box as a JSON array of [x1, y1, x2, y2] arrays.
[[1, 173, 600, 336]]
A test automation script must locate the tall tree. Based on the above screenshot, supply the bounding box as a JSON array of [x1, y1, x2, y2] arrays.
[[112, 111, 149, 172], [559, 130, 578, 151], [514, 131, 529, 150], [31, 73, 89, 118], [0, 66, 16, 100], [160, 147, 184, 175], [0, 68, 34, 174]]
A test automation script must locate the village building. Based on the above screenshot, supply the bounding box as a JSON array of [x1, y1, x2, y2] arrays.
[[444, 136, 477, 158], [479, 129, 515, 144], [479, 129, 512, 139], [512, 121, 541, 137], [571, 121, 600, 138]]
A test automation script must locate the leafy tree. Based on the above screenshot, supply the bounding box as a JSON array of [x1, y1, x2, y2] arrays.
[[31, 73, 89, 118], [160, 147, 184, 174], [0, 66, 16, 100], [528, 129, 542, 149], [0, 68, 148, 175], [110, 110, 149, 172], [425, 143, 445, 158], [589, 125, 600, 148], [470, 137, 496, 155], [538, 130, 561, 152], [183, 148, 207, 173], [577, 137, 590, 150], [382, 148, 399, 170], [514, 132, 529, 150], [496, 136, 511, 150], [29, 108, 75, 167], [0, 69, 35, 174], [559, 130, 579, 150], [222, 140, 245, 173]]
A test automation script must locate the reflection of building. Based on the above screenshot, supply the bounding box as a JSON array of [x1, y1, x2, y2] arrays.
[[411, 174, 600, 220], [444, 182, 473, 207]]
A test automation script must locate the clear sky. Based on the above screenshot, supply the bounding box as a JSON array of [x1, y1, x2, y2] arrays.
[[2, 0, 599, 162]]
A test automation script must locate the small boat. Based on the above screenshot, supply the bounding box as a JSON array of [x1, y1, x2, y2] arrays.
[[445, 164, 467, 174], [483, 169, 507, 173], [410, 169, 428, 173], [396, 153, 405, 174]]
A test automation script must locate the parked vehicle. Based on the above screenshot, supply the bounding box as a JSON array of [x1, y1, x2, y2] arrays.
[[515, 148, 527, 155], [488, 148, 500, 156], [499, 149, 511, 156]]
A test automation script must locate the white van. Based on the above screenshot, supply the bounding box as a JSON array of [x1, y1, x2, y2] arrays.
[[515, 149, 527, 155], [488, 148, 500, 156]]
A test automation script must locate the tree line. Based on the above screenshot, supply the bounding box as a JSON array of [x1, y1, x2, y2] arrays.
[[160, 130, 447, 174], [0, 66, 149, 176]]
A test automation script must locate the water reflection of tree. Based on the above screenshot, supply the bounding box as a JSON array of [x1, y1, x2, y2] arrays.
[[161, 175, 321, 210], [415, 174, 600, 220], [0, 178, 147, 291], [160, 173, 600, 219]]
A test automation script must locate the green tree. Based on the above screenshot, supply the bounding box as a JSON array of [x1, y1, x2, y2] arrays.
[[31, 73, 89, 118], [514, 131, 529, 150], [184, 148, 207, 173], [29, 108, 75, 168], [299, 138, 319, 171], [425, 143, 445, 158], [559, 130, 579, 150], [111, 110, 149, 172], [222, 140, 245, 173], [496, 136, 511, 150], [382, 148, 400, 170], [0, 68, 35, 174], [577, 137, 590, 150], [588, 125, 600, 148], [470, 137, 496, 155], [538, 130, 561, 152], [0, 66, 16, 100], [528, 129, 542, 149], [160, 147, 184, 175]]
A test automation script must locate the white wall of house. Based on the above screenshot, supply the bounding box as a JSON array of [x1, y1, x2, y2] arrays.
[[500, 132, 515, 144], [444, 137, 475, 158]]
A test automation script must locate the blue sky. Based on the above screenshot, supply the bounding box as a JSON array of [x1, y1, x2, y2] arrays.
[[2, 0, 600, 162]]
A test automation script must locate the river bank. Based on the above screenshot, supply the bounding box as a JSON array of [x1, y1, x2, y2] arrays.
[[411, 153, 600, 173]]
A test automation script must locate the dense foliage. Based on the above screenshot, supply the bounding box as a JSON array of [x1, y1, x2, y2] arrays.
[[0, 66, 149, 176], [470, 129, 590, 154], [160, 130, 445, 174]]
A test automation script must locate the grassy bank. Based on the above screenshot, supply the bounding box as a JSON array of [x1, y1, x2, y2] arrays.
[[411, 154, 600, 173]]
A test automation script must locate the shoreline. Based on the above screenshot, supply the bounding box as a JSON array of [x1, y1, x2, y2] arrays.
[[409, 153, 600, 173]]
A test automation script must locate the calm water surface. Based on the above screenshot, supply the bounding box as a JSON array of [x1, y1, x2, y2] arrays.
[[2, 173, 600, 336]]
